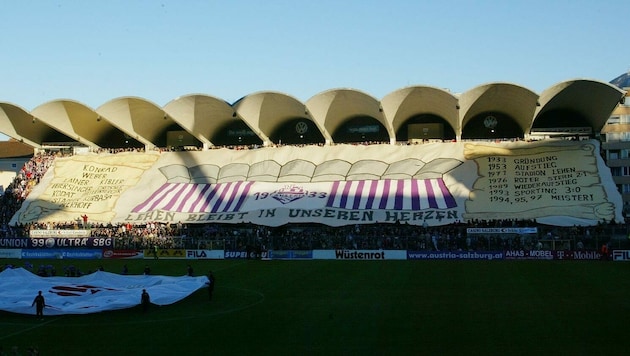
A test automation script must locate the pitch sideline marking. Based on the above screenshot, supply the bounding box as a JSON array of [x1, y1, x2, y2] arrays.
[[0, 317, 64, 341]]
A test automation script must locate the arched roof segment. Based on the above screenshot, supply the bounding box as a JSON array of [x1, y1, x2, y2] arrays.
[[233, 92, 318, 146], [0, 102, 46, 147], [96, 97, 174, 148], [31, 100, 111, 148], [381, 86, 459, 135], [459, 83, 538, 135], [536, 79, 625, 132], [163, 94, 234, 146], [305, 89, 389, 143]]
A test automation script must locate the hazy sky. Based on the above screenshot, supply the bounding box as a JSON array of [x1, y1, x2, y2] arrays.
[[0, 0, 628, 139]]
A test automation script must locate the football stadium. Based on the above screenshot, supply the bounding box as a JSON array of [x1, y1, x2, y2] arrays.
[[2, 78, 630, 355]]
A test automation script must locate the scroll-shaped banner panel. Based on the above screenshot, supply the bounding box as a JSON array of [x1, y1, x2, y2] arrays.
[[464, 143, 612, 221]]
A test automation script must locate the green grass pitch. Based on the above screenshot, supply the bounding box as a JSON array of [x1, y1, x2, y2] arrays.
[[1, 259, 629, 355]]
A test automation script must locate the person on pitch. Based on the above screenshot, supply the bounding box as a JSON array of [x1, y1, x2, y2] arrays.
[[32, 291, 45, 320], [207, 271, 215, 301], [141, 289, 151, 312]]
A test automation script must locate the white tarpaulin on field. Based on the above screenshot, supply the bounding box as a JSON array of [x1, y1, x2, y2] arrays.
[[0, 268, 209, 315]]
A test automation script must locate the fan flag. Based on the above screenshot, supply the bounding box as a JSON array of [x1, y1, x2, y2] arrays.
[[0, 268, 209, 315]]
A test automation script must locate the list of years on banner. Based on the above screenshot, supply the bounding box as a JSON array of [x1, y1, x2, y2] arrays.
[[470, 145, 606, 213]]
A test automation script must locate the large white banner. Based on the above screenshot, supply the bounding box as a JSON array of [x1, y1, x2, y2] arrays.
[[10, 140, 624, 227], [0, 268, 209, 315]]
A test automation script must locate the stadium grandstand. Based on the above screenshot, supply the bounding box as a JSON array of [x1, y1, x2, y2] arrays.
[[1, 77, 630, 257], [0, 80, 624, 149]]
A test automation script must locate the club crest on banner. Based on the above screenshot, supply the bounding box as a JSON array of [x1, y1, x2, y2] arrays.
[[271, 185, 307, 204]]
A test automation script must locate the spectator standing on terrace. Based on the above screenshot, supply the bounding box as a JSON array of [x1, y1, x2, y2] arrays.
[[32, 291, 45, 320], [81, 214, 88, 228], [431, 233, 439, 251], [601, 243, 609, 261], [141, 289, 151, 312], [576, 240, 584, 251]]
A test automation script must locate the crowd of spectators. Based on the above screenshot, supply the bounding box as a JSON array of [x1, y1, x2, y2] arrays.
[[92, 141, 416, 153], [85, 138, 530, 156], [7, 217, 622, 252], [92, 147, 146, 154], [1, 152, 58, 234]]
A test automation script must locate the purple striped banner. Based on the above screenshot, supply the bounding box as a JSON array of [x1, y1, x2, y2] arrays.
[[132, 182, 254, 213], [326, 178, 456, 210], [134, 178, 456, 214]]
